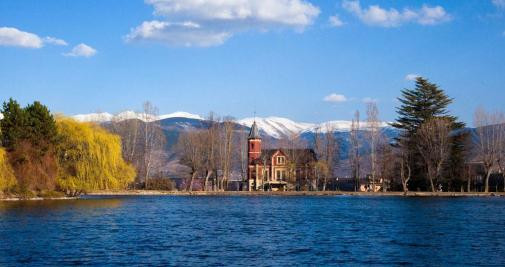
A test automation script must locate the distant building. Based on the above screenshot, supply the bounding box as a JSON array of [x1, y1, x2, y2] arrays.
[[246, 121, 317, 191]]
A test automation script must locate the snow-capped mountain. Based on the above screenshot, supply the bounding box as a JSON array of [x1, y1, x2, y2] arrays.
[[73, 112, 114, 122], [71, 111, 391, 139], [236, 117, 391, 138], [72, 111, 203, 123], [237, 117, 315, 139]]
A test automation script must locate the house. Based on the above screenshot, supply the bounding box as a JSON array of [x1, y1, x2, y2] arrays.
[[246, 121, 317, 191]]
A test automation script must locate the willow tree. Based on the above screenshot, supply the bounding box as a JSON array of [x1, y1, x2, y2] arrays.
[[56, 118, 136, 195], [0, 148, 16, 192]]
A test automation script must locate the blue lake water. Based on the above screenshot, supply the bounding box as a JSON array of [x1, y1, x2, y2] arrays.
[[1, 196, 505, 266]]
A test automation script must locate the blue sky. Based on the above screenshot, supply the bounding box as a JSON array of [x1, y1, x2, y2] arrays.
[[0, 0, 504, 125]]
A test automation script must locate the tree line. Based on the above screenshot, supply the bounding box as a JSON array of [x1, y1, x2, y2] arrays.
[[172, 77, 505, 193], [2, 77, 504, 194]]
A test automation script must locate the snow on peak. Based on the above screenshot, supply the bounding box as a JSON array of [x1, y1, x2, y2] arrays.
[[73, 112, 114, 122], [158, 111, 203, 120], [237, 117, 315, 139], [237, 117, 392, 138], [72, 111, 203, 123]]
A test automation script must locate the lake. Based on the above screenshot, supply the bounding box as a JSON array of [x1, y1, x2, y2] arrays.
[[1, 196, 505, 266]]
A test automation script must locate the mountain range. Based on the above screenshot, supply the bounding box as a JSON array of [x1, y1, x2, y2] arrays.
[[73, 111, 392, 139]]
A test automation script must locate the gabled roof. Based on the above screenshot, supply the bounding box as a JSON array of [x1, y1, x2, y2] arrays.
[[248, 121, 261, 139], [261, 148, 317, 164]]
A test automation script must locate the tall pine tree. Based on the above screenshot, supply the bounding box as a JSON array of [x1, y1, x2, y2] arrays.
[[392, 77, 465, 191], [0, 98, 28, 150], [25, 101, 58, 152]]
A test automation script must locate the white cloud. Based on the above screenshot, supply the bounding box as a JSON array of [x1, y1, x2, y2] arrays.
[[417, 5, 451, 25], [43, 36, 67, 46], [342, 0, 451, 27], [126, 0, 320, 47], [323, 93, 347, 103], [362, 97, 378, 103], [0, 27, 68, 49], [125, 20, 231, 47], [0, 27, 43, 48], [405, 73, 420, 81], [492, 0, 505, 9], [329, 15, 344, 27], [63, 43, 97, 57]]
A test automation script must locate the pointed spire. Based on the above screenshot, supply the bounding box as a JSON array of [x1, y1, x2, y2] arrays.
[[248, 121, 260, 139]]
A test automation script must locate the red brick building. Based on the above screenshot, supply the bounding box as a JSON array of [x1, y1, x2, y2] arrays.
[[246, 121, 317, 191]]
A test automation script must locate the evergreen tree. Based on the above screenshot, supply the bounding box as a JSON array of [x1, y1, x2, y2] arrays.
[[0, 98, 27, 150], [0, 99, 59, 193], [25, 101, 58, 152], [392, 77, 465, 191]]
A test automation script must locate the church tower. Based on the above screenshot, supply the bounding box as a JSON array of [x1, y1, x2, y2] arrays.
[[248, 121, 261, 164], [247, 121, 261, 191]]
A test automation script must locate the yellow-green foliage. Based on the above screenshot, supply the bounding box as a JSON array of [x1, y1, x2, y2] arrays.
[[0, 147, 17, 192], [56, 118, 136, 191]]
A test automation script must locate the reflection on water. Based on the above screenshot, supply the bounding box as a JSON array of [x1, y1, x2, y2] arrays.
[[1, 196, 505, 266], [0, 197, 123, 214]]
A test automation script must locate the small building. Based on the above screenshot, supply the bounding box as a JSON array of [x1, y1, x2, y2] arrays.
[[246, 121, 317, 191]]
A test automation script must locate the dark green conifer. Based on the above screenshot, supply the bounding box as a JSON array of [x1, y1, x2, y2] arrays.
[[0, 98, 27, 150], [392, 77, 465, 191]]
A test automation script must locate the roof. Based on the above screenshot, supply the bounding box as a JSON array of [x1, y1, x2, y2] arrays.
[[248, 121, 261, 139], [258, 148, 317, 165]]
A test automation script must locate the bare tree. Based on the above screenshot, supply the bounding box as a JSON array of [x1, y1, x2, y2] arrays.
[[313, 127, 324, 191], [366, 102, 381, 192], [350, 110, 361, 192], [201, 113, 219, 191], [473, 108, 505, 192], [110, 112, 140, 164], [314, 124, 338, 191], [397, 140, 411, 193], [416, 118, 452, 192], [281, 132, 307, 190], [177, 131, 205, 191], [374, 135, 394, 192], [218, 117, 235, 191], [140, 101, 164, 189], [237, 124, 249, 189], [324, 123, 338, 191]]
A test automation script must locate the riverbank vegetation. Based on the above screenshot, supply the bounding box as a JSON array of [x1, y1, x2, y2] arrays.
[[1, 77, 504, 196], [171, 77, 504, 193], [0, 99, 135, 198]]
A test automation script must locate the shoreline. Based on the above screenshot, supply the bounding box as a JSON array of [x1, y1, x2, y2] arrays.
[[0, 196, 78, 201], [2, 191, 504, 201], [86, 190, 505, 197]]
